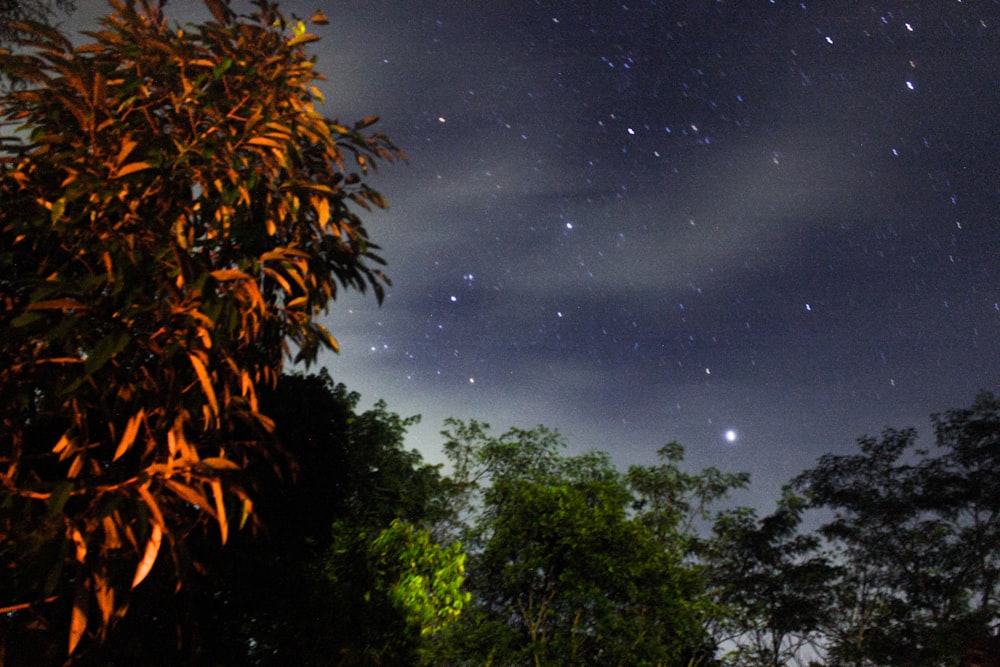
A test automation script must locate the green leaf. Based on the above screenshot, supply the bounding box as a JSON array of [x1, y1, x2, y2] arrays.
[[46, 481, 74, 519], [50, 197, 66, 223], [83, 332, 132, 376], [10, 312, 43, 327]]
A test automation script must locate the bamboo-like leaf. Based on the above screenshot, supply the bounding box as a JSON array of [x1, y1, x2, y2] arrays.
[[69, 580, 88, 654], [247, 136, 281, 148], [71, 527, 87, 563], [136, 484, 166, 529], [93, 572, 114, 627], [101, 516, 122, 550], [26, 298, 88, 311], [210, 478, 228, 544], [201, 457, 241, 471], [114, 138, 138, 167], [210, 268, 250, 281], [188, 353, 219, 420], [67, 453, 85, 478], [131, 522, 162, 588], [113, 161, 151, 178], [312, 195, 330, 226], [287, 32, 319, 47], [52, 432, 73, 456], [239, 495, 253, 529], [113, 410, 144, 461], [164, 479, 211, 510]]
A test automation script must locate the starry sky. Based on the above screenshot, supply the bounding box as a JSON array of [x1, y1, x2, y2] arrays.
[[71, 0, 1000, 508]]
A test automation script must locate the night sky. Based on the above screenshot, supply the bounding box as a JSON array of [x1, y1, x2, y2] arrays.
[[72, 0, 1000, 508]]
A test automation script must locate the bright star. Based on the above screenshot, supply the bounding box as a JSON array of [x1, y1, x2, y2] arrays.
[[725, 429, 737, 443]]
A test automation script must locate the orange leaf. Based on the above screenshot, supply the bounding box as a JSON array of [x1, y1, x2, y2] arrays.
[[112, 410, 144, 461], [69, 580, 88, 654], [210, 268, 250, 282], [211, 478, 228, 544], [136, 484, 166, 529], [164, 479, 211, 511], [246, 136, 281, 148], [52, 432, 72, 456], [93, 572, 114, 627], [131, 522, 162, 589], [71, 527, 87, 563], [114, 162, 151, 178], [101, 516, 122, 550], [188, 353, 219, 421], [201, 457, 241, 471], [26, 298, 88, 311], [114, 138, 138, 167], [311, 195, 330, 226]]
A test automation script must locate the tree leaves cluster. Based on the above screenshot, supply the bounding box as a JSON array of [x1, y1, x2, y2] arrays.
[[427, 420, 746, 666], [0, 0, 401, 656]]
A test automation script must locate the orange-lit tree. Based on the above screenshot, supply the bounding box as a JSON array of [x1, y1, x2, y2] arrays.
[[0, 0, 401, 657]]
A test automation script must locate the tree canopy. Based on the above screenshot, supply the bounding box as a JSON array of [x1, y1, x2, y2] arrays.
[[0, 0, 401, 656]]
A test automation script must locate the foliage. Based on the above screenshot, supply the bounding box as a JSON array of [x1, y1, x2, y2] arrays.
[[0, 0, 74, 44], [793, 391, 1000, 666], [31, 372, 454, 665], [0, 0, 401, 657], [705, 489, 837, 667], [431, 420, 734, 666], [320, 519, 469, 665]]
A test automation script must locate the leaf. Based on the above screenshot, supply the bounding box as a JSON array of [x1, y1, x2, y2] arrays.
[[210, 268, 251, 281], [287, 32, 319, 46], [26, 298, 88, 311], [246, 136, 282, 148], [69, 579, 88, 654], [113, 161, 151, 178], [47, 481, 73, 518], [83, 332, 131, 376], [137, 484, 166, 529], [10, 312, 43, 327], [188, 353, 219, 421], [50, 197, 66, 223], [71, 527, 87, 563], [309, 10, 329, 25], [164, 479, 211, 510], [52, 432, 73, 456], [312, 195, 330, 226], [113, 410, 144, 462], [211, 478, 228, 544], [114, 138, 138, 167], [131, 522, 162, 589], [201, 457, 241, 471], [239, 495, 253, 530], [93, 572, 114, 627]]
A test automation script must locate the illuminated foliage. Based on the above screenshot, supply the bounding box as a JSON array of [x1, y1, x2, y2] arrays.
[[0, 0, 401, 657], [431, 421, 726, 666]]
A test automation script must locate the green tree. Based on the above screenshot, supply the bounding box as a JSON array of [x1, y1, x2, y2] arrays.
[[431, 421, 727, 666], [0, 0, 401, 658], [704, 489, 837, 667], [321, 519, 469, 665], [793, 392, 1000, 667]]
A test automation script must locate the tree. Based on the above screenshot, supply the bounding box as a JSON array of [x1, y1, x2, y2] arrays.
[[704, 489, 837, 667], [0, 0, 402, 658], [0, 0, 74, 44], [793, 392, 1000, 667], [431, 421, 726, 666], [320, 519, 469, 665]]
